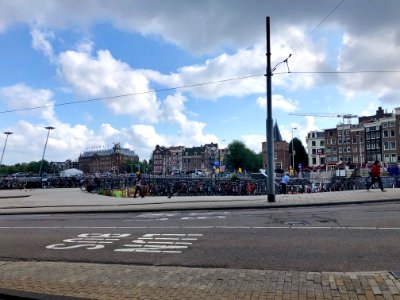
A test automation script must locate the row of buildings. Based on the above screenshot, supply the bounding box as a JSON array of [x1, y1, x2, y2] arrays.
[[152, 143, 222, 175], [51, 106, 399, 175], [305, 107, 400, 169]]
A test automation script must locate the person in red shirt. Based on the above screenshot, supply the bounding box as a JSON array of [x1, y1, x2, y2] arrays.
[[366, 160, 385, 192]]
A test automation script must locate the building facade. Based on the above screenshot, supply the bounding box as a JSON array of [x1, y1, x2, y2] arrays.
[[306, 131, 325, 167], [78, 143, 139, 175], [152, 143, 219, 175], [261, 121, 290, 171], [308, 106, 400, 168]]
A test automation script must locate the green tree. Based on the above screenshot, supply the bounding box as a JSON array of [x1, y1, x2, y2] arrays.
[[225, 140, 262, 173], [289, 138, 308, 171]]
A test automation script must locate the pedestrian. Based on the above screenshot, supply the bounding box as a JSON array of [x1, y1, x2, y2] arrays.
[[280, 172, 290, 194], [366, 160, 385, 192], [133, 173, 144, 198]]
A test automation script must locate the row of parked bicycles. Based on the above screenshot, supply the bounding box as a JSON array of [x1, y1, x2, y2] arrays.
[[2, 174, 399, 196]]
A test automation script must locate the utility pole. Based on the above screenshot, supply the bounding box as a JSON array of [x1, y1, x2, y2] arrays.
[[0, 131, 13, 171], [265, 17, 275, 202], [39, 126, 55, 177], [291, 127, 297, 171]]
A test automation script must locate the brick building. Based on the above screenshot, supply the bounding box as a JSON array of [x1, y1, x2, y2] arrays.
[[78, 143, 139, 175], [261, 121, 290, 171], [152, 143, 219, 175], [308, 106, 400, 169]]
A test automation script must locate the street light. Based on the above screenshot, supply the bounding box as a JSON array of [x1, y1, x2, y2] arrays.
[[39, 126, 55, 176], [0, 131, 13, 170], [291, 127, 297, 171]]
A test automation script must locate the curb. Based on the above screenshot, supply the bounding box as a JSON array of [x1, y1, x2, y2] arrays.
[[0, 197, 399, 215]]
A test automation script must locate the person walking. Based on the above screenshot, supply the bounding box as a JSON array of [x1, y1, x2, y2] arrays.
[[280, 172, 290, 194], [366, 160, 385, 192], [133, 173, 144, 198]]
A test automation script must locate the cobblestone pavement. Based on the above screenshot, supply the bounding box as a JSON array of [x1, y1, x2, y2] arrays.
[[0, 261, 399, 299]]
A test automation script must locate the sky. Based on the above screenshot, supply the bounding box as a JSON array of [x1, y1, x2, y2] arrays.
[[1, 0, 400, 165]]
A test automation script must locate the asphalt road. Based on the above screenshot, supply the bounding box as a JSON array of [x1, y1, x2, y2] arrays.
[[0, 202, 399, 272]]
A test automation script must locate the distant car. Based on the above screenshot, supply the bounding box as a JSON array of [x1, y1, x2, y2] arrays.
[[12, 172, 27, 177]]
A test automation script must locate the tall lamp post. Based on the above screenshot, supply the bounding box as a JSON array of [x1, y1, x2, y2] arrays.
[[291, 127, 297, 171], [0, 131, 13, 171], [39, 126, 55, 176]]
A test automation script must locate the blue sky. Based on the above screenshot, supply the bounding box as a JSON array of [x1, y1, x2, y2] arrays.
[[1, 0, 400, 164]]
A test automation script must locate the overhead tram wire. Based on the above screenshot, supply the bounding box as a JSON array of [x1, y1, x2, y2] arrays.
[[271, 0, 346, 74], [273, 70, 400, 75], [0, 73, 265, 114], [1, 68, 400, 115]]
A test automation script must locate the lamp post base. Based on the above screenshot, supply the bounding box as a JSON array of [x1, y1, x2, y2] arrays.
[[268, 194, 275, 202]]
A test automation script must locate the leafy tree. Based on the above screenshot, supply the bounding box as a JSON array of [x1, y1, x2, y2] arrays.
[[225, 140, 263, 173], [289, 138, 308, 172]]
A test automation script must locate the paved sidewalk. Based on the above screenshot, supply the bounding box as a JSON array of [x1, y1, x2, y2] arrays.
[[0, 261, 399, 299], [1, 188, 400, 299], [0, 187, 400, 214]]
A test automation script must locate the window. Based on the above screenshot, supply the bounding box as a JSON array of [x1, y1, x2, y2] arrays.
[[366, 133, 370, 140], [390, 121, 395, 127], [332, 146, 337, 153], [312, 158, 316, 164], [339, 147, 343, 153], [353, 146, 358, 152], [338, 138, 342, 144], [312, 149, 316, 154], [338, 130, 342, 136], [391, 130, 395, 137], [383, 130, 388, 137], [390, 141, 396, 150], [320, 141, 324, 146], [391, 154, 397, 162], [353, 155, 358, 163], [384, 154, 390, 162], [366, 127, 370, 132], [384, 142, 389, 150], [352, 137, 357, 143], [382, 122, 388, 128], [312, 141, 316, 146]]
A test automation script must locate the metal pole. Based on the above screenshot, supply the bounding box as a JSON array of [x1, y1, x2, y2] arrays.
[[39, 126, 55, 176], [291, 127, 296, 169], [266, 17, 275, 202], [0, 131, 13, 169]]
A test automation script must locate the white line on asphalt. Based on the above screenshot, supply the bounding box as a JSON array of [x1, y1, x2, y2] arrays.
[[1, 226, 400, 230]]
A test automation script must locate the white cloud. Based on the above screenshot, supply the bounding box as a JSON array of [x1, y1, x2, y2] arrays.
[[31, 28, 55, 62], [256, 94, 298, 112], [58, 48, 160, 122], [240, 134, 264, 153], [338, 31, 400, 102], [0, 83, 57, 123]]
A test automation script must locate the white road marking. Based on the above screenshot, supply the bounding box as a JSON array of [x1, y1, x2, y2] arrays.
[[2, 226, 400, 230], [115, 233, 203, 253]]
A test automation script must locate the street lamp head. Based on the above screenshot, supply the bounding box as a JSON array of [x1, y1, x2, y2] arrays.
[[3, 131, 13, 135], [44, 126, 55, 130]]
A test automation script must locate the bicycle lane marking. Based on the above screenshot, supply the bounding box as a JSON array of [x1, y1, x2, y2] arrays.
[[44, 232, 203, 253]]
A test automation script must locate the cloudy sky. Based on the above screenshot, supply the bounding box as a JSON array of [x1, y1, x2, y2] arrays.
[[1, 0, 400, 164]]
